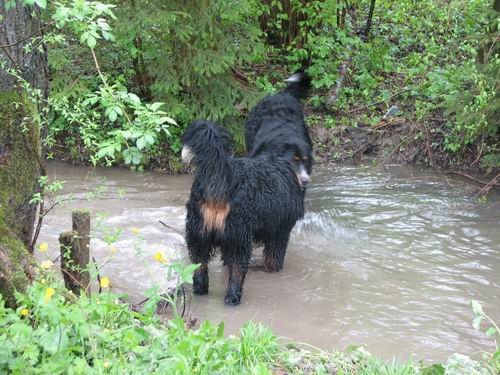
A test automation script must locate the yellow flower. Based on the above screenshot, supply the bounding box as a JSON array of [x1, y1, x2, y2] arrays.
[[103, 362, 110, 369], [100, 276, 110, 289], [130, 227, 141, 235], [40, 278, 46, 285], [38, 242, 48, 253], [44, 287, 55, 303], [40, 260, 53, 270], [20, 308, 29, 317], [109, 246, 117, 254], [153, 251, 169, 265]]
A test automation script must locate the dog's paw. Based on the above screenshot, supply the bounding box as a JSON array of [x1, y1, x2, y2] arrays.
[[263, 259, 283, 273], [193, 283, 209, 295], [263, 267, 281, 273], [224, 293, 241, 305]]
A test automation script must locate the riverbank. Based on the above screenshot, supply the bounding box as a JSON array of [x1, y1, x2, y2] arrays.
[[2, 274, 498, 374]]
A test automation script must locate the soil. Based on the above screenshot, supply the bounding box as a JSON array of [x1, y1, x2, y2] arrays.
[[307, 110, 493, 173]]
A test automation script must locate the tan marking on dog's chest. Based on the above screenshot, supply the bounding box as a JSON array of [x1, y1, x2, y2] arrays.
[[200, 201, 230, 232]]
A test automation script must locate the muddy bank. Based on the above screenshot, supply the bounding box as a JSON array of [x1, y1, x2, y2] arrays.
[[309, 116, 493, 173]]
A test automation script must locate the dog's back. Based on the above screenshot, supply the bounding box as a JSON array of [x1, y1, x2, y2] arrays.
[[244, 71, 313, 188], [245, 70, 311, 151]]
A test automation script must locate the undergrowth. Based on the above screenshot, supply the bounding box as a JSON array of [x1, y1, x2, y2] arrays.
[[0, 268, 498, 374], [44, 0, 499, 171]]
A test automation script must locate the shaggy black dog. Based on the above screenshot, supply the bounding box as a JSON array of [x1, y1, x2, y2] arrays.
[[245, 70, 313, 189], [182, 120, 304, 305]]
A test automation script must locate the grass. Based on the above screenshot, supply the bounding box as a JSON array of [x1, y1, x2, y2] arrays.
[[1, 272, 498, 374]]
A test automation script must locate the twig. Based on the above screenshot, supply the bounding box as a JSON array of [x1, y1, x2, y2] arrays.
[[326, 5, 357, 106], [0, 44, 18, 67], [449, 171, 500, 188], [348, 87, 410, 113], [0, 20, 56, 49], [371, 119, 402, 130], [93, 256, 103, 294], [476, 172, 500, 197], [327, 45, 352, 106], [472, 135, 485, 166], [90, 48, 133, 124], [30, 200, 61, 253], [158, 220, 184, 236], [486, 31, 500, 62], [181, 284, 186, 318]]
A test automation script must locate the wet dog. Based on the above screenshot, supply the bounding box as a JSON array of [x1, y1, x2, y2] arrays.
[[182, 120, 304, 305], [245, 70, 313, 189]]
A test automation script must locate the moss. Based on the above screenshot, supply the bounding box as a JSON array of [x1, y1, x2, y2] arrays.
[[0, 231, 33, 307], [0, 91, 41, 242], [0, 91, 39, 306]]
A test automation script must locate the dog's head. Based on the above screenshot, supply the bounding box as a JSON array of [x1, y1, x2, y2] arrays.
[[250, 136, 313, 189], [282, 139, 313, 189]]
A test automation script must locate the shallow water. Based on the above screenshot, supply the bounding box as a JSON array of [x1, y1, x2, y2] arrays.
[[39, 162, 500, 362]]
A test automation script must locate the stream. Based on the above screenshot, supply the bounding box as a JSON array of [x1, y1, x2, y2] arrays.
[[38, 161, 500, 362]]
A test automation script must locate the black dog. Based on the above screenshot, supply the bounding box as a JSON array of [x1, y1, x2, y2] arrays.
[[182, 120, 304, 305], [245, 70, 313, 189]]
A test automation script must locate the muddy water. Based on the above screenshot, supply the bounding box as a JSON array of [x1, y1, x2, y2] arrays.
[[39, 162, 500, 362]]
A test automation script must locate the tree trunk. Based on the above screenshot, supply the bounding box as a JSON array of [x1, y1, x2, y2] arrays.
[[0, 0, 48, 307]]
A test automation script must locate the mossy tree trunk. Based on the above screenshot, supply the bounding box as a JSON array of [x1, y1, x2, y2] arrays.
[[0, 0, 48, 307]]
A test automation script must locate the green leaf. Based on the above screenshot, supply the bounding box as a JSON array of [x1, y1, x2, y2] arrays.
[[114, 106, 123, 116], [158, 116, 177, 126], [136, 136, 146, 150], [472, 315, 483, 330], [39, 328, 69, 354], [419, 364, 445, 375], [102, 30, 115, 42], [217, 322, 225, 338], [108, 109, 117, 122], [485, 327, 497, 337], [34, 0, 46, 8], [86, 35, 97, 49], [471, 300, 484, 316], [144, 134, 155, 145], [132, 152, 142, 165], [149, 102, 164, 111]]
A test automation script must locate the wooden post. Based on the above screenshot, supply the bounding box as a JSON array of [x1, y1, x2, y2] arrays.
[[59, 210, 90, 295]]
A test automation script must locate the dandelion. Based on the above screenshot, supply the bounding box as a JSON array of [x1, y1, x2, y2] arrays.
[[130, 227, 141, 235], [44, 287, 55, 303], [103, 362, 110, 369], [41, 260, 53, 270], [38, 242, 48, 253], [20, 308, 29, 317], [153, 251, 169, 265], [100, 276, 110, 288], [109, 246, 117, 254]]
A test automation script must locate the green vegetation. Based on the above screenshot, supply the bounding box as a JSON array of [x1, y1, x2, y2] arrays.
[[0, 265, 498, 374], [1, 0, 500, 373], [41, 0, 499, 171]]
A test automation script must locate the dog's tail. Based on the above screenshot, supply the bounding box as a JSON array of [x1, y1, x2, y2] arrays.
[[284, 69, 311, 100], [182, 120, 233, 232]]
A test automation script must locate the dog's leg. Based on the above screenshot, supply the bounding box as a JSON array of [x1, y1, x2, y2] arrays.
[[188, 242, 211, 295], [192, 262, 209, 295], [222, 244, 250, 305], [263, 233, 290, 272]]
